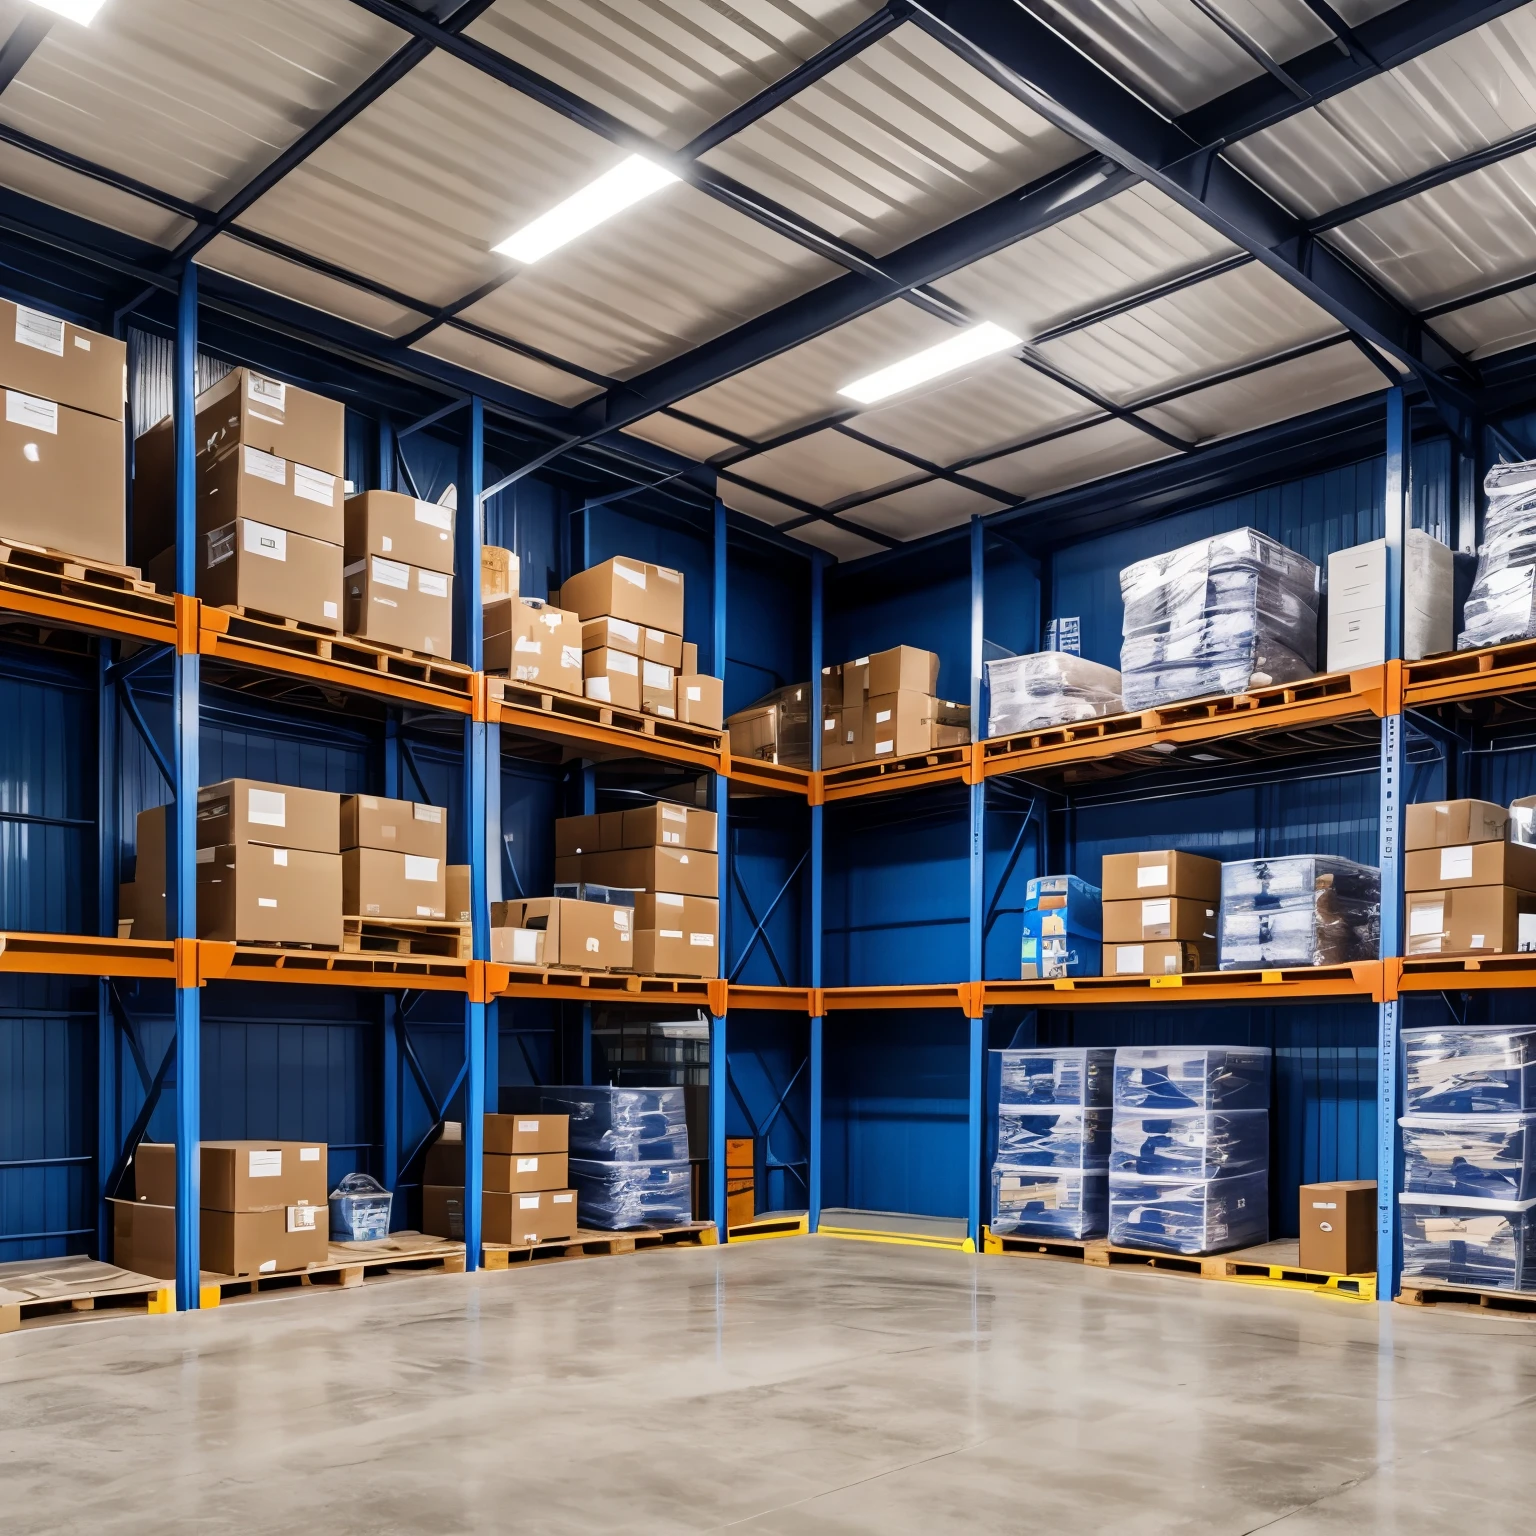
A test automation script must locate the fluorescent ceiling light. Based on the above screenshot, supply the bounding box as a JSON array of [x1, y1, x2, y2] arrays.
[[838, 321, 1024, 405], [493, 154, 679, 264], [33, 0, 105, 22]]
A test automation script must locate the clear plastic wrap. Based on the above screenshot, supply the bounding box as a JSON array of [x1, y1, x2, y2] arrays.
[[1405, 1026, 1536, 1114], [329, 1171, 392, 1241], [1459, 460, 1536, 649], [1109, 1170, 1269, 1254], [985, 652, 1123, 737], [1400, 1114, 1536, 1202], [569, 1157, 693, 1229], [1112, 1045, 1272, 1112], [996, 1047, 1116, 1107], [1400, 1194, 1536, 1290], [1119, 528, 1319, 709], [1218, 855, 1380, 968], [540, 1085, 690, 1160], [997, 1107, 1112, 1169], [1110, 1108, 1269, 1180], [992, 1168, 1108, 1240]]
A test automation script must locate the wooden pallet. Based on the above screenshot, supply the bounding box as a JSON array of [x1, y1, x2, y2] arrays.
[[0, 1255, 173, 1334], [821, 742, 972, 801], [1398, 1277, 1536, 1316], [491, 677, 724, 753], [481, 1220, 718, 1269], [343, 916, 470, 959], [205, 1231, 465, 1302], [1, 537, 152, 593], [0, 538, 174, 629]]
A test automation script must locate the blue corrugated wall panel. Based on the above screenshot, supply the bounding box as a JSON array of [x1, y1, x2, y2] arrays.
[[728, 541, 808, 714], [726, 1010, 810, 1215], [730, 798, 807, 986]]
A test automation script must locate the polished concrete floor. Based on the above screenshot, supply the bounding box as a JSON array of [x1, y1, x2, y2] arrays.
[[3, 1238, 1535, 1534]]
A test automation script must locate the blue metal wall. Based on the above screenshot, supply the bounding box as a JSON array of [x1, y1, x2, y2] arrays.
[[725, 1010, 810, 1215], [728, 539, 809, 715]]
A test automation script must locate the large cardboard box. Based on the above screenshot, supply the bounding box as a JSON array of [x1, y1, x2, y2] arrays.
[[481, 544, 517, 601], [484, 598, 582, 692], [559, 555, 683, 632], [197, 779, 340, 854], [483, 1152, 569, 1193], [930, 699, 970, 748], [1101, 850, 1222, 903], [198, 843, 344, 946], [1106, 939, 1215, 976], [1298, 1180, 1377, 1275], [344, 555, 452, 656], [202, 1205, 327, 1277], [344, 490, 454, 574], [199, 442, 343, 545], [561, 846, 717, 898], [1404, 799, 1508, 850], [485, 1113, 568, 1155], [200, 518, 342, 630], [1102, 895, 1217, 943], [133, 804, 169, 941], [867, 690, 932, 759], [867, 645, 940, 696], [1404, 840, 1536, 893], [111, 1198, 175, 1279], [677, 674, 723, 730], [344, 846, 446, 920], [1406, 885, 1536, 955], [342, 795, 447, 861], [583, 646, 640, 710], [491, 897, 632, 970], [195, 368, 345, 478], [134, 1139, 327, 1210], [485, 1188, 579, 1246], [621, 804, 717, 853], [633, 927, 718, 978], [0, 300, 125, 421], [0, 395, 125, 565]]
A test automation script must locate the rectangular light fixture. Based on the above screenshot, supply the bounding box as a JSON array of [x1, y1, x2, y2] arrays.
[[33, 0, 106, 22], [838, 321, 1024, 405], [493, 154, 679, 264]]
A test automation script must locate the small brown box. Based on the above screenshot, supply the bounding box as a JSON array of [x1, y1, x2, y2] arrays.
[[581, 616, 642, 657], [621, 804, 717, 853], [197, 779, 341, 854], [1101, 850, 1223, 903], [446, 864, 471, 922], [583, 646, 641, 710], [559, 555, 683, 632], [341, 795, 448, 861], [198, 441, 343, 546], [867, 645, 940, 696], [200, 517, 343, 631], [576, 846, 718, 898], [197, 843, 344, 946], [1105, 939, 1215, 976], [483, 1152, 569, 1193], [111, 1197, 175, 1279], [1405, 885, 1536, 955], [485, 1113, 569, 1155], [344, 489, 454, 574], [1405, 799, 1508, 851], [1102, 896, 1217, 944], [484, 1188, 579, 1246], [1298, 1180, 1376, 1275], [481, 544, 516, 601], [1404, 840, 1536, 893], [0, 394, 125, 566], [642, 627, 683, 668], [195, 368, 345, 479], [867, 690, 933, 759], [202, 1205, 327, 1277], [633, 927, 719, 979], [343, 845, 446, 920], [0, 300, 125, 421], [491, 897, 632, 970], [486, 599, 582, 693], [674, 674, 722, 730], [136, 1140, 328, 1211], [344, 555, 452, 657]]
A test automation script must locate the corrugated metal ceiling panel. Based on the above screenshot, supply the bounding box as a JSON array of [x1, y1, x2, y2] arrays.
[[1228, 6, 1536, 218], [0, 0, 405, 208], [0, 139, 192, 247], [465, 0, 884, 150], [458, 181, 837, 381], [738, 428, 919, 505], [623, 414, 742, 463], [840, 479, 1008, 541], [671, 300, 953, 440], [1430, 287, 1536, 360], [1033, 262, 1341, 405], [1327, 149, 1536, 307], [850, 356, 1094, 465], [1136, 343, 1384, 445], [970, 417, 1177, 499], [409, 325, 601, 407], [719, 479, 806, 526], [699, 21, 1082, 257], [932, 184, 1238, 340], [783, 518, 886, 561]]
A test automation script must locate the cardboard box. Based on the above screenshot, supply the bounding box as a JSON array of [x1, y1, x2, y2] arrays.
[[843, 657, 870, 704], [642, 658, 676, 717], [344, 555, 452, 656], [0, 300, 125, 421], [198, 843, 343, 946], [682, 641, 697, 674], [820, 664, 843, 710], [1102, 896, 1217, 943], [424, 1125, 464, 1184], [1404, 799, 1508, 851], [621, 804, 717, 853], [111, 1197, 175, 1279], [483, 1152, 569, 1193], [867, 690, 933, 759], [485, 598, 582, 693], [1404, 840, 1536, 893], [0, 394, 125, 565], [583, 645, 641, 710], [676, 674, 722, 730], [490, 897, 632, 970], [823, 707, 854, 769], [1406, 885, 1536, 955], [1106, 939, 1215, 976], [867, 645, 940, 696], [199, 442, 343, 545], [1101, 850, 1222, 903], [1326, 532, 1453, 669], [198, 779, 341, 854], [447, 864, 471, 923], [564, 846, 717, 898], [642, 627, 683, 668], [344, 846, 446, 920], [633, 927, 718, 978], [421, 1184, 466, 1241], [481, 544, 516, 601], [203, 1205, 327, 1276], [195, 368, 345, 478], [342, 795, 447, 861], [558, 555, 684, 632], [1298, 1180, 1377, 1275], [554, 812, 624, 857], [344, 490, 454, 574], [134, 1139, 327, 1210], [485, 1188, 579, 1246], [485, 1113, 568, 1155], [581, 616, 641, 657], [633, 892, 718, 937], [200, 518, 342, 631], [931, 699, 970, 748], [489, 927, 547, 966]]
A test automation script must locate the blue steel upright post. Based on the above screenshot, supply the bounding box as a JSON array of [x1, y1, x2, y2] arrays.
[[96, 644, 119, 1259], [710, 495, 729, 1237], [966, 513, 985, 1250], [382, 710, 401, 1200], [808, 553, 824, 1234], [458, 396, 487, 1270], [1377, 386, 1407, 1298], [172, 263, 202, 1308]]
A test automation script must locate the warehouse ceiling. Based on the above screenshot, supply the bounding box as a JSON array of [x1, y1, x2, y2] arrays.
[[2, 0, 1534, 558]]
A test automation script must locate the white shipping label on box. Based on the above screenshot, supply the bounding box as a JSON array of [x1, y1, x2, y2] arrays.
[[372, 556, 410, 590], [413, 804, 442, 823], [1409, 901, 1445, 936], [300, 1147, 320, 1161], [660, 928, 684, 939], [293, 464, 335, 506], [272, 848, 288, 866], [15, 306, 64, 355], [690, 932, 714, 946], [247, 788, 286, 827], [413, 498, 450, 530], [554, 1193, 573, 1205], [6, 390, 57, 432], [417, 569, 449, 598], [518, 1195, 540, 1209], [404, 856, 439, 882], [249, 374, 286, 411], [607, 618, 639, 643], [875, 708, 892, 724], [245, 520, 287, 562], [73, 335, 90, 351], [259, 1259, 277, 1273], [615, 562, 646, 588], [323, 600, 337, 619], [643, 661, 672, 688], [416, 905, 433, 916], [517, 1120, 539, 1132], [657, 892, 683, 907], [586, 677, 612, 702], [606, 650, 638, 676], [1136, 865, 1168, 889], [688, 686, 704, 702], [1441, 845, 1474, 881], [249, 1149, 282, 1178], [514, 636, 542, 654], [287, 1205, 318, 1233], [875, 739, 894, 755], [1141, 898, 1171, 927], [585, 936, 599, 953], [243, 445, 286, 484], [1116, 945, 1144, 974], [561, 645, 581, 670], [516, 1157, 538, 1173], [511, 929, 540, 965], [258, 897, 277, 908]]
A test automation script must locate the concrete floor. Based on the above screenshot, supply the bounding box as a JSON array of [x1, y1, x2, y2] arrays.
[[2, 1239, 1535, 1534]]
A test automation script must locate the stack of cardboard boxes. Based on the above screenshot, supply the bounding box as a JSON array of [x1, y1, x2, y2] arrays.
[[343, 793, 447, 921], [343, 490, 455, 656], [1102, 851, 1220, 975], [0, 299, 127, 566], [482, 542, 586, 693], [113, 1139, 329, 1279], [421, 1115, 578, 1247], [136, 369, 347, 630], [1405, 798, 1536, 955]]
